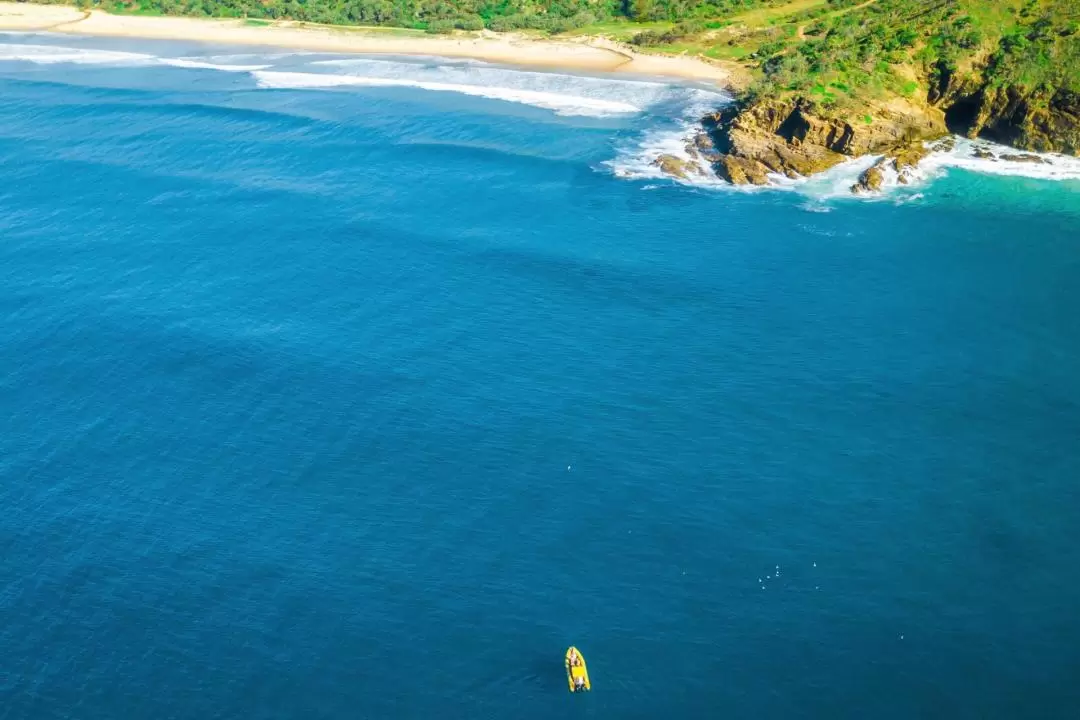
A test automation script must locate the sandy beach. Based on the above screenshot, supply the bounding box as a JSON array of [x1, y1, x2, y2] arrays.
[[0, 2, 735, 84]]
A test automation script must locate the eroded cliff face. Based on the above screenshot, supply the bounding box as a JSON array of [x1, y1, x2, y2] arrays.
[[699, 95, 947, 186], [940, 80, 1080, 155]]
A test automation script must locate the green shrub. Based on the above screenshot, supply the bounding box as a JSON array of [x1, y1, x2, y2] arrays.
[[455, 15, 484, 31], [425, 19, 456, 34]]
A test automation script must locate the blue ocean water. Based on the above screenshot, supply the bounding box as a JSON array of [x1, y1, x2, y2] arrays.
[[2, 33, 1080, 720]]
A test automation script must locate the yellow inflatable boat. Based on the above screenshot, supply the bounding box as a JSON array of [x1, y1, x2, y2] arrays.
[[565, 646, 591, 693]]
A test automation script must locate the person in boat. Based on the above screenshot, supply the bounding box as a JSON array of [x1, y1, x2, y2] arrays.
[[574, 674, 586, 691], [568, 648, 581, 666]]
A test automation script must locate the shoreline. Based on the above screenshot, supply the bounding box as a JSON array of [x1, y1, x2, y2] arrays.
[[0, 2, 737, 85]]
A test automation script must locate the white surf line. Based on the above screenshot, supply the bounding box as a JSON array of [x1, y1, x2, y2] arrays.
[[251, 69, 642, 117]]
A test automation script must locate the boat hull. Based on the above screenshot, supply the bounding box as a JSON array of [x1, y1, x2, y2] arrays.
[[564, 646, 591, 693]]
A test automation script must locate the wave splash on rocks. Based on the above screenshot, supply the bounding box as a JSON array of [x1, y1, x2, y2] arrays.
[[619, 98, 1080, 198]]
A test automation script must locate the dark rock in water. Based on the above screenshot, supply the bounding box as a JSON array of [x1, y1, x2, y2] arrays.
[[685, 132, 720, 164], [714, 154, 771, 185], [931, 136, 957, 153], [972, 147, 996, 159], [892, 143, 929, 172], [654, 154, 693, 179], [692, 132, 716, 153], [851, 162, 885, 194], [849, 141, 928, 194], [891, 142, 928, 184], [1000, 152, 1049, 164]]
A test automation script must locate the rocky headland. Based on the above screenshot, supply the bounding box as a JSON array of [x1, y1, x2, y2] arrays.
[[649, 0, 1080, 194], [694, 94, 943, 189], [665, 70, 1080, 193]]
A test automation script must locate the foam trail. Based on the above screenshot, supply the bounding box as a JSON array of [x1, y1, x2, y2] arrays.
[[613, 127, 1080, 198], [316, 55, 491, 68], [0, 43, 157, 66], [794, 137, 1080, 203], [926, 137, 1080, 181], [604, 87, 732, 183], [161, 58, 271, 73], [302, 59, 687, 114], [252, 70, 641, 117]]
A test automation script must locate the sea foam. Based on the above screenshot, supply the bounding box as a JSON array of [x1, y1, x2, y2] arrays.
[[0, 43, 157, 66], [613, 120, 1080, 198], [604, 87, 732, 183], [0, 40, 650, 117], [793, 138, 1080, 202], [251, 69, 643, 117], [283, 58, 698, 117], [925, 137, 1080, 182], [0, 43, 269, 72], [160, 58, 271, 73]]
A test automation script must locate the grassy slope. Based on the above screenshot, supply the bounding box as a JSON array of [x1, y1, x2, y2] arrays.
[[624, 0, 1080, 112]]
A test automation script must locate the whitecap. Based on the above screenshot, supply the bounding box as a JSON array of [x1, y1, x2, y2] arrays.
[[924, 137, 1080, 182], [251, 69, 641, 117], [265, 57, 694, 117], [160, 58, 271, 73], [793, 137, 1080, 203], [603, 87, 735, 186], [0, 43, 157, 66]]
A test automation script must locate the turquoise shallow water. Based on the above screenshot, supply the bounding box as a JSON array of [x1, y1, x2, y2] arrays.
[[2, 34, 1080, 720]]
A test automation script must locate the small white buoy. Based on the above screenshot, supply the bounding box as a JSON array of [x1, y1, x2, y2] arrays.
[[813, 562, 817, 568], [815, 586, 819, 590], [567, 466, 571, 471], [900, 635, 904, 640]]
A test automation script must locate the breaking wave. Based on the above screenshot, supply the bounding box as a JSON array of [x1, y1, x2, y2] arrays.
[[924, 137, 1080, 182], [0, 43, 157, 66], [160, 58, 271, 73], [253, 59, 714, 117], [0, 42, 270, 72], [790, 138, 1080, 202], [251, 69, 642, 117], [611, 116, 1080, 198], [0, 39, 705, 118], [603, 87, 732, 182]]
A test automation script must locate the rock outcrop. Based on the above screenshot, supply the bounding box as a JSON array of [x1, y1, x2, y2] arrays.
[[652, 133, 721, 181], [653, 154, 694, 179], [849, 141, 930, 194], [851, 163, 885, 194], [999, 152, 1049, 164], [693, 51, 1079, 192], [701, 96, 947, 189]]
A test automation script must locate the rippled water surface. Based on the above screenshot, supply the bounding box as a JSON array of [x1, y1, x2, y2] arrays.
[[2, 32, 1080, 720]]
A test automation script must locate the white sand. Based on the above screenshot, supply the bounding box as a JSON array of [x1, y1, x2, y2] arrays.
[[0, 3, 736, 84]]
